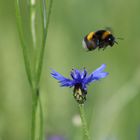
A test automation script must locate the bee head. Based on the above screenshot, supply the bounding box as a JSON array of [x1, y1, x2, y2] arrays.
[[106, 34, 116, 46]]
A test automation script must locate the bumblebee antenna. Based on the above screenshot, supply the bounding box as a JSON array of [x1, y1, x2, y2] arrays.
[[116, 37, 124, 40], [114, 41, 118, 44], [105, 27, 113, 33]]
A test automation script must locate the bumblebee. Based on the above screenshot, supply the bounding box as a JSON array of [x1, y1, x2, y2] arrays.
[[82, 30, 118, 51]]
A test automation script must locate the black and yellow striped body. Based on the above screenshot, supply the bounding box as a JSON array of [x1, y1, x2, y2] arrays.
[[82, 30, 116, 51]]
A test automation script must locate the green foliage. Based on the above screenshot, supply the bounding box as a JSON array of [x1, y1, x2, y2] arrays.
[[15, 0, 53, 140], [0, 0, 140, 140]]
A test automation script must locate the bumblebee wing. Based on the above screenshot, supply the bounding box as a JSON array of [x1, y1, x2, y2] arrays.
[[90, 39, 98, 49], [105, 27, 113, 33], [82, 39, 97, 51]]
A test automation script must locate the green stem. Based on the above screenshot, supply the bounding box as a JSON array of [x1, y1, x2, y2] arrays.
[[31, 89, 39, 140], [39, 96, 43, 140], [35, 1, 54, 139], [79, 104, 91, 140], [29, 0, 36, 48]]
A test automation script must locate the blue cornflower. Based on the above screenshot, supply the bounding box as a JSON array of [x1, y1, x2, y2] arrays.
[[51, 64, 108, 104], [48, 135, 65, 140]]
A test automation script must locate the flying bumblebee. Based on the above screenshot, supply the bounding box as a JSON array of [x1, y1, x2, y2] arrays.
[[82, 29, 118, 51]]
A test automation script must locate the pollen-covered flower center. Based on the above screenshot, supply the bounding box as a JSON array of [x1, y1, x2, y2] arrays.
[[73, 84, 87, 104]]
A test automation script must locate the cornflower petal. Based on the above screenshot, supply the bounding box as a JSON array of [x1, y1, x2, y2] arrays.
[[93, 71, 109, 80], [84, 64, 108, 85], [93, 64, 106, 73], [81, 69, 87, 79], [75, 69, 81, 80], [70, 69, 79, 79], [51, 70, 73, 87]]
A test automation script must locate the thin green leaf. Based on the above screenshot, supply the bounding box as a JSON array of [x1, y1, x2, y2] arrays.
[[35, 0, 54, 86], [15, 0, 33, 87]]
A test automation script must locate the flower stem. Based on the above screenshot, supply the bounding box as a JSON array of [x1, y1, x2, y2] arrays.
[[79, 104, 91, 140], [31, 88, 39, 140], [39, 96, 43, 140]]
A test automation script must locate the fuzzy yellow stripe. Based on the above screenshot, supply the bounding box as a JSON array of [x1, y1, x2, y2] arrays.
[[102, 31, 111, 39], [87, 32, 94, 41]]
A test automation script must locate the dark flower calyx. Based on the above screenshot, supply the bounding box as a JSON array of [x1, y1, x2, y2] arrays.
[[73, 84, 87, 104]]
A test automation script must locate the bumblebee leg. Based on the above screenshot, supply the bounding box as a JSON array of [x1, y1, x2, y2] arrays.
[[103, 44, 109, 50]]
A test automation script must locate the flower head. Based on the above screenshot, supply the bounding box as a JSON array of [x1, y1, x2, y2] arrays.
[[48, 135, 65, 140], [51, 64, 108, 104]]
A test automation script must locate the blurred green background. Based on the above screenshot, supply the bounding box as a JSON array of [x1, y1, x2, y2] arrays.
[[0, 0, 140, 140]]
